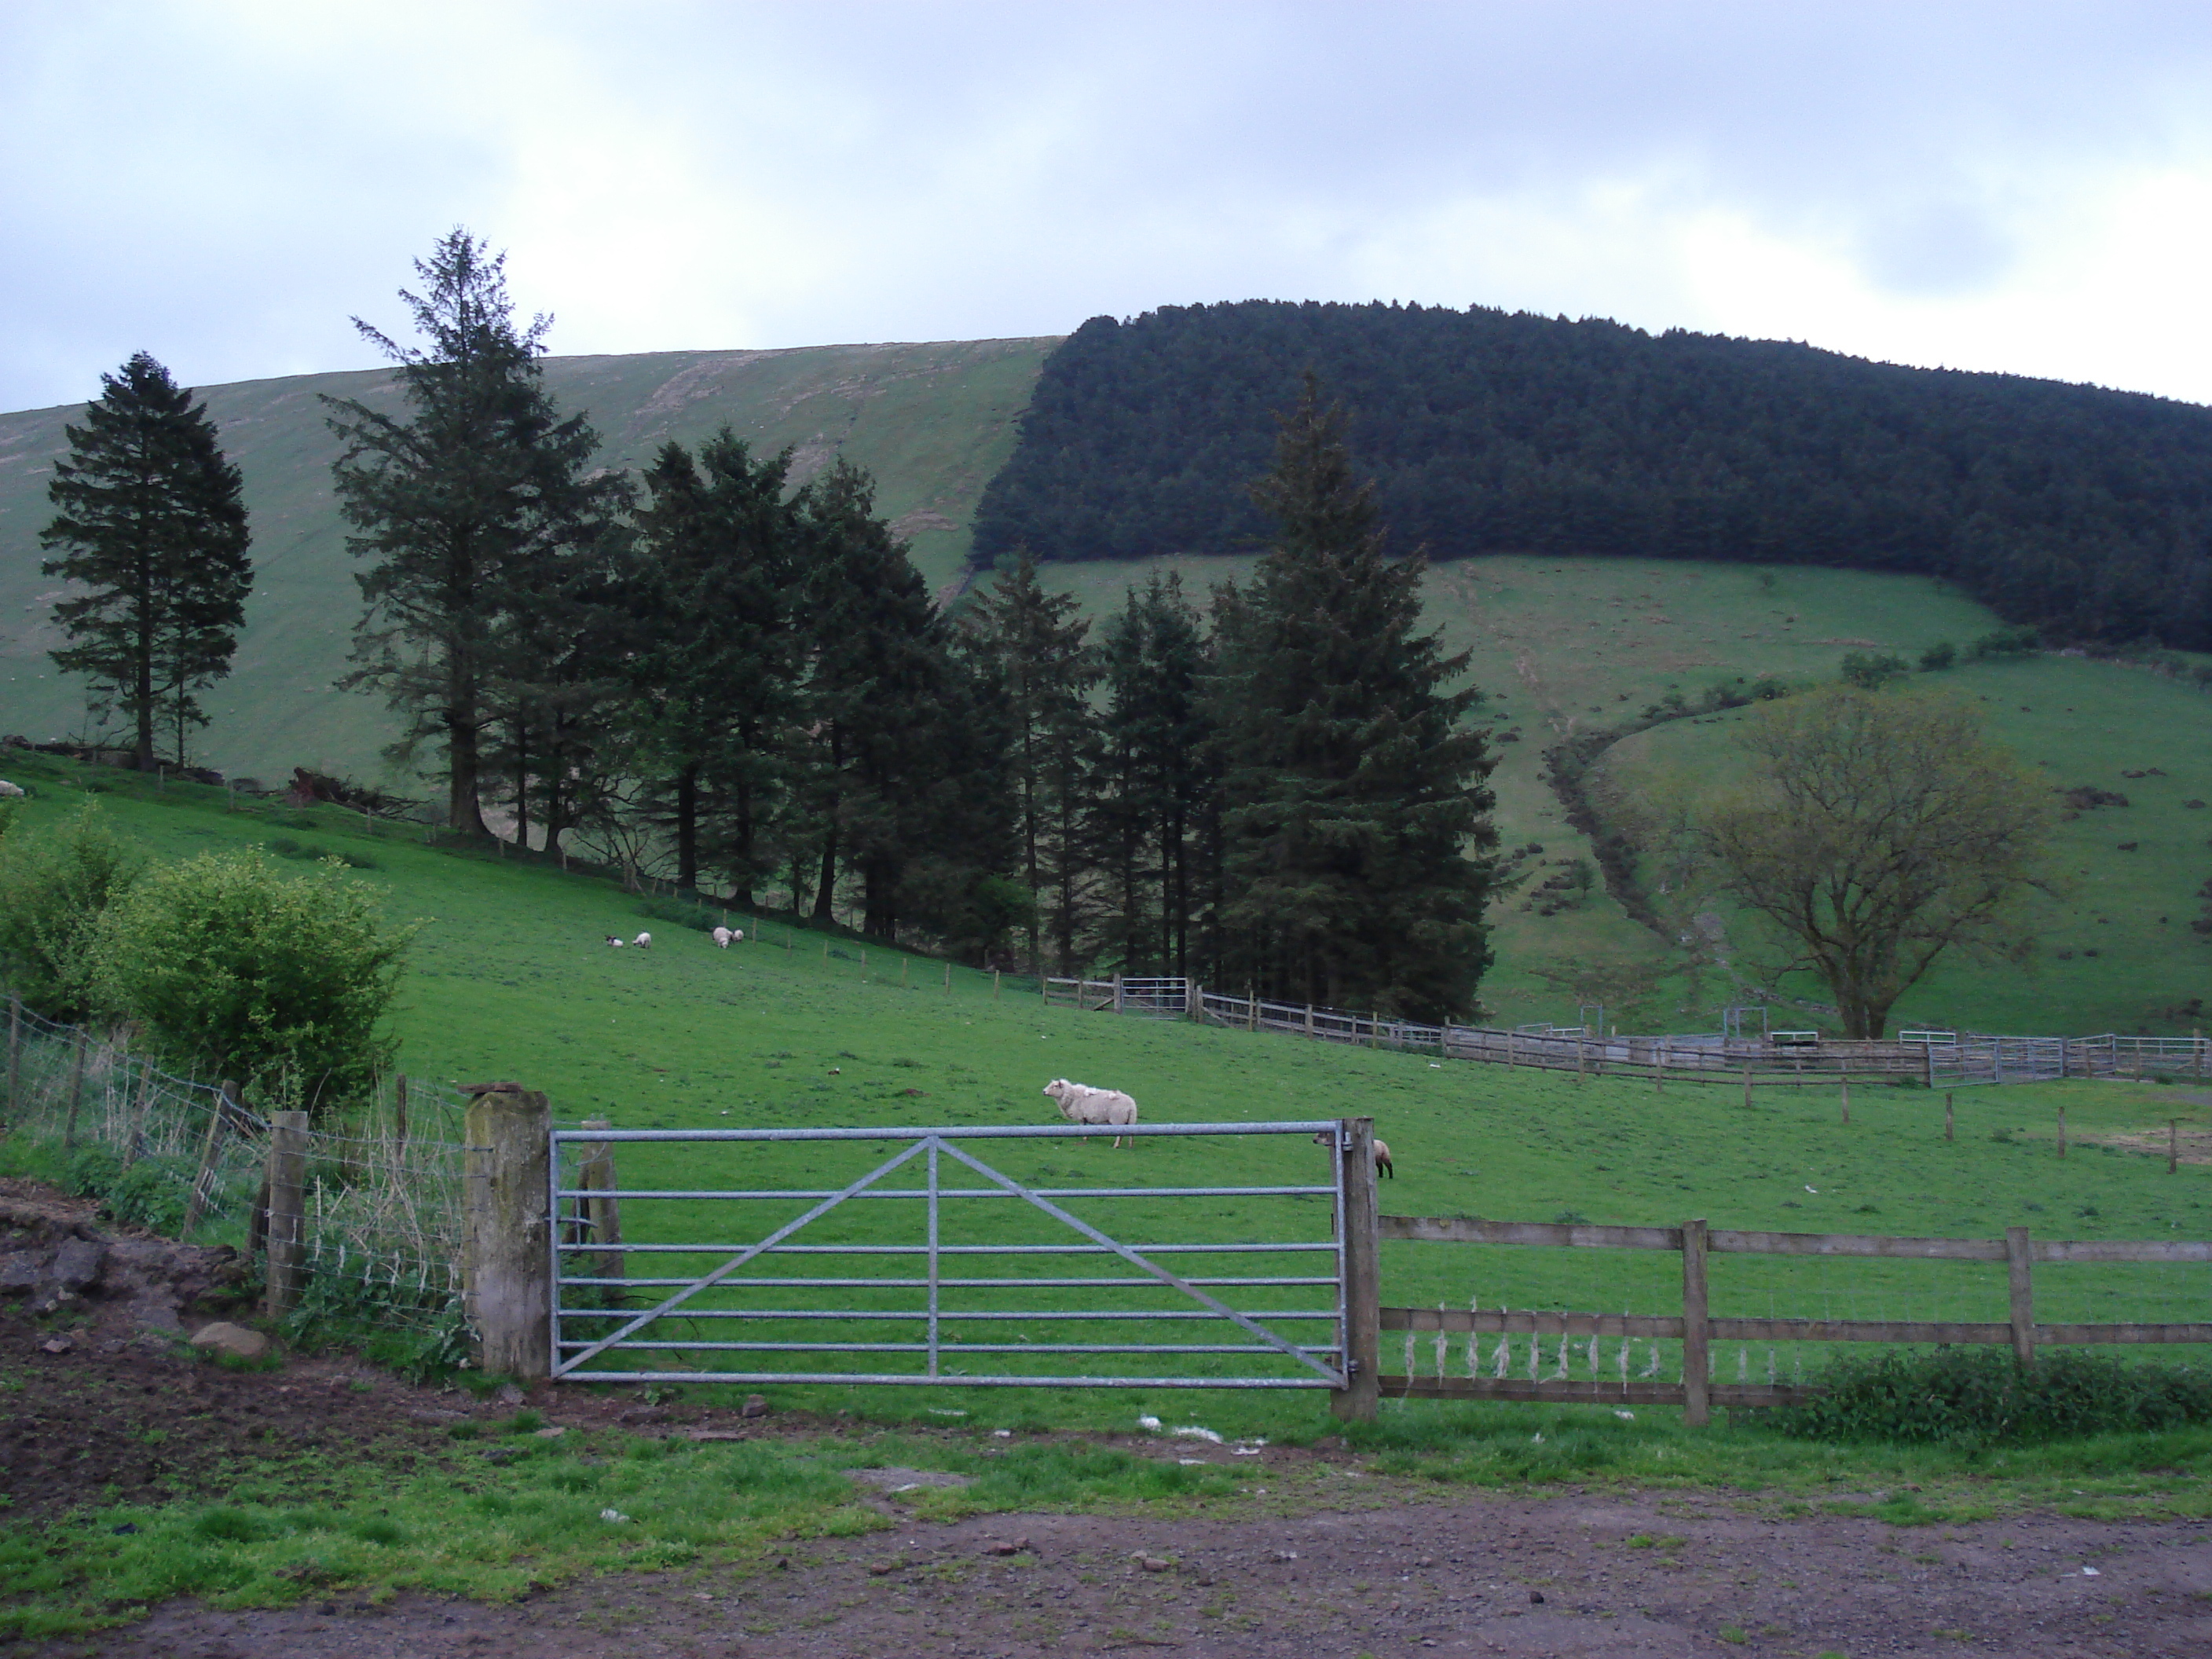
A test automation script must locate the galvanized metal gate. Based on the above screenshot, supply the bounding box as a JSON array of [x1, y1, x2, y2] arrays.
[[548, 1121, 1351, 1389]]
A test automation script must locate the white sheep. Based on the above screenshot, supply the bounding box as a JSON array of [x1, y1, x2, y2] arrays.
[[604, 935, 624, 948], [1312, 1130, 1393, 1178], [712, 925, 742, 949], [1042, 1078, 1139, 1148], [633, 931, 652, 950]]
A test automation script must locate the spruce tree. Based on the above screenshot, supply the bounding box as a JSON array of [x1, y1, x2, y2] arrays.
[[631, 431, 805, 898], [324, 231, 621, 836], [961, 550, 1097, 971], [1210, 376, 1496, 1020], [39, 353, 252, 771], [797, 460, 1011, 946], [1098, 573, 1214, 976]]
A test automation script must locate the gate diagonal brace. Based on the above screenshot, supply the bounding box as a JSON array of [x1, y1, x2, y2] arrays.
[[554, 1137, 932, 1375], [933, 1138, 1346, 1385]]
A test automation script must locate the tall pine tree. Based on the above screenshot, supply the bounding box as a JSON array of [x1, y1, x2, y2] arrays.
[[1210, 376, 1496, 1019], [39, 353, 252, 771], [631, 431, 805, 898], [325, 230, 621, 835], [961, 550, 1097, 971], [1097, 573, 1214, 976]]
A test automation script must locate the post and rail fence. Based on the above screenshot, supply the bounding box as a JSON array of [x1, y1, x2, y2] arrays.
[[1039, 977, 2210, 1090]]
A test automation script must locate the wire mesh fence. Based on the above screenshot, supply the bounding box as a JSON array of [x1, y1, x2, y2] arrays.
[[1, 994, 473, 1352]]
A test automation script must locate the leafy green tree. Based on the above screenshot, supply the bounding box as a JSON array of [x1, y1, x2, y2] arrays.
[[1701, 686, 2053, 1038], [0, 802, 142, 1022], [961, 549, 1097, 970], [325, 230, 623, 837], [1210, 376, 1497, 1020], [93, 849, 417, 1111], [38, 353, 252, 771]]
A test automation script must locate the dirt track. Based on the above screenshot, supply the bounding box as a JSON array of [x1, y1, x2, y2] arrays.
[[37, 1496, 2212, 1657]]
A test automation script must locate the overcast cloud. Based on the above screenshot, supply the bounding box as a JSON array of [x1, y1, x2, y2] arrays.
[[4, 0, 2211, 412]]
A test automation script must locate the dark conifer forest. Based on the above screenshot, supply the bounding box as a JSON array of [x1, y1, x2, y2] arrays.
[[972, 301, 2212, 647]]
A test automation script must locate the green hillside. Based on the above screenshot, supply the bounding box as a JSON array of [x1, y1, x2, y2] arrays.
[[1596, 653, 2212, 1035], [1030, 551, 2210, 1032], [0, 339, 1056, 783], [4, 753, 2208, 1402]]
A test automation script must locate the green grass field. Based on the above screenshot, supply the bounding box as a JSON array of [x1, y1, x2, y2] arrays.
[[1598, 654, 2212, 1035], [5, 752, 2209, 1419], [1036, 553, 2212, 1034], [0, 339, 1055, 783], [9, 754, 2212, 1636]]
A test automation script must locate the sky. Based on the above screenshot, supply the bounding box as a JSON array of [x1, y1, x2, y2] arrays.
[[5, 1, 2212, 412]]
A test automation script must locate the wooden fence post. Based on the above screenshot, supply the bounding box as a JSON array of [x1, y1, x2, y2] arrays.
[[2170, 1118, 2180, 1174], [5, 993, 20, 1116], [2005, 1225, 2035, 1367], [2057, 1108, 2067, 1158], [1681, 1218, 1711, 1427], [1112, 973, 1124, 1013], [463, 1083, 553, 1382], [179, 1081, 237, 1239], [1839, 1072, 1850, 1126], [262, 1111, 309, 1319], [62, 1030, 86, 1150], [943, 961, 950, 994], [1742, 1064, 1752, 1109], [576, 1118, 624, 1289], [994, 969, 1001, 1001], [1187, 980, 1202, 1020], [1331, 1116, 1381, 1423], [1654, 1046, 1664, 1093], [1945, 1092, 1954, 1143], [1576, 1035, 1587, 1086]]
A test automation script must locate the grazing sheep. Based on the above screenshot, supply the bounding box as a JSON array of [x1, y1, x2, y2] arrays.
[[712, 925, 742, 949], [1042, 1078, 1140, 1148], [0, 780, 23, 798], [1312, 1130, 1393, 1178], [633, 932, 652, 950]]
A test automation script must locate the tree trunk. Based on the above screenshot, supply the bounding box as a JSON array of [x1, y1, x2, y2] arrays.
[[447, 714, 489, 837], [675, 762, 699, 892], [134, 599, 156, 771], [812, 815, 838, 922]]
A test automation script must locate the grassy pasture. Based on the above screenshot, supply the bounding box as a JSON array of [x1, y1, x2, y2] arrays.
[[8, 756, 2212, 1636], [1597, 654, 2212, 1036], [1037, 552, 2212, 1034], [5, 753, 2210, 1437]]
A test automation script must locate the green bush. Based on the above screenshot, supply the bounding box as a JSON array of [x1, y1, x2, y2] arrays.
[[1776, 1346, 2212, 1447], [266, 837, 379, 870], [0, 801, 141, 1020], [1918, 640, 1957, 671], [1971, 624, 2040, 658], [91, 848, 418, 1111], [63, 1144, 192, 1235], [1839, 650, 1911, 690]]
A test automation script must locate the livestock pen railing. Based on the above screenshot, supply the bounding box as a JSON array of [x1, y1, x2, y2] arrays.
[[1373, 1214, 2212, 1424], [1038, 976, 2210, 1090]]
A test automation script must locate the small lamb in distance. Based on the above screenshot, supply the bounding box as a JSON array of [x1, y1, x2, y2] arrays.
[[633, 932, 652, 949], [712, 925, 743, 949], [603, 935, 624, 948], [1312, 1130, 1394, 1178], [1042, 1079, 1139, 1148]]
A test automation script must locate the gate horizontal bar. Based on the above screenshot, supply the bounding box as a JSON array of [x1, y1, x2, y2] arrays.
[[557, 1371, 1342, 1387], [557, 1185, 1335, 1201], [556, 1274, 1339, 1289], [555, 1306, 1337, 1322], [561, 1240, 1340, 1255], [553, 1121, 1340, 1142], [560, 1339, 1342, 1356]]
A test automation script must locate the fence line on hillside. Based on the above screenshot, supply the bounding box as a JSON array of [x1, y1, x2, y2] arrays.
[[1042, 976, 2210, 1089], [2, 994, 473, 1342]]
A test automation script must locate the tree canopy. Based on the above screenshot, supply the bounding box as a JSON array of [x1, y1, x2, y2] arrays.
[[1701, 686, 2053, 1038], [39, 352, 252, 770], [972, 300, 2212, 648]]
